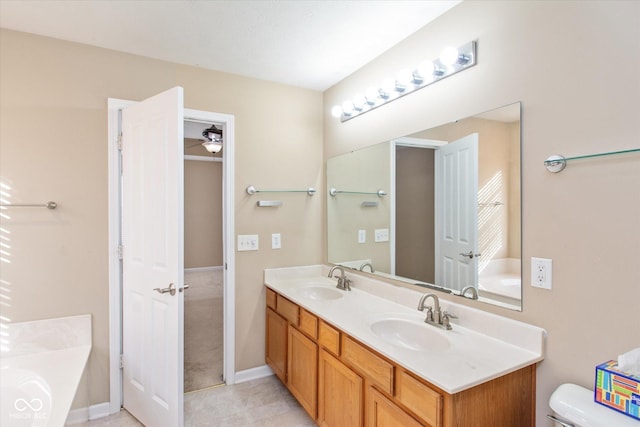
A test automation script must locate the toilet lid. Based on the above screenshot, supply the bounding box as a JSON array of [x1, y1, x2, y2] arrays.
[[549, 383, 638, 427]]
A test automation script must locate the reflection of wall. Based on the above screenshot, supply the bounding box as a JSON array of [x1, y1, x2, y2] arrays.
[[184, 160, 222, 268], [327, 142, 391, 272], [395, 147, 435, 282], [415, 117, 521, 266]]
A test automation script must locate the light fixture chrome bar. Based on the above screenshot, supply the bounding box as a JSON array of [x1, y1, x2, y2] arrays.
[[256, 200, 283, 207], [0, 201, 58, 209], [544, 148, 640, 173], [335, 40, 477, 123], [330, 188, 386, 197], [246, 185, 316, 196]]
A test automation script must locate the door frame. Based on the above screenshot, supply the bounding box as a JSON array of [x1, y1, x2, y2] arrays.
[[107, 98, 236, 414]]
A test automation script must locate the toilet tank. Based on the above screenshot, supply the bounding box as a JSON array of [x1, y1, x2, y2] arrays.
[[548, 383, 639, 427]]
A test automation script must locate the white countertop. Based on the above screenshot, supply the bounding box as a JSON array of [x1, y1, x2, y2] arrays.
[[265, 265, 545, 394]]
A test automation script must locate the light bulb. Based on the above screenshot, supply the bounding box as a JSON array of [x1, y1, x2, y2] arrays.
[[342, 100, 354, 115], [395, 68, 413, 91], [352, 93, 366, 111], [416, 60, 435, 81], [380, 79, 395, 98], [365, 87, 379, 104], [331, 105, 343, 118], [440, 46, 460, 65]]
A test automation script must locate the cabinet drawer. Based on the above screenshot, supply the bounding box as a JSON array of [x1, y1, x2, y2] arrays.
[[276, 294, 299, 325], [318, 320, 340, 355], [396, 369, 442, 427], [342, 335, 394, 395], [266, 288, 276, 309], [299, 309, 318, 339]]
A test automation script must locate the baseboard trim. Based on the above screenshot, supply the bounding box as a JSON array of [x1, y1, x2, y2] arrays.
[[185, 265, 223, 272], [234, 365, 274, 384], [65, 402, 111, 424]]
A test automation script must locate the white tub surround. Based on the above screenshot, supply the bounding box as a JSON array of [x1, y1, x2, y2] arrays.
[[265, 265, 545, 394], [1, 314, 92, 427]]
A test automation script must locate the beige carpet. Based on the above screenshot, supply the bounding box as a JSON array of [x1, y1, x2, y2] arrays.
[[184, 269, 224, 392]]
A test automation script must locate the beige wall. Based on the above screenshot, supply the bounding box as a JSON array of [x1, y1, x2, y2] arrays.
[[184, 159, 222, 268], [0, 29, 323, 405], [323, 1, 640, 425]]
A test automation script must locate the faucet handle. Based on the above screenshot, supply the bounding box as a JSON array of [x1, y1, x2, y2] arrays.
[[344, 278, 352, 291], [442, 311, 457, 330]]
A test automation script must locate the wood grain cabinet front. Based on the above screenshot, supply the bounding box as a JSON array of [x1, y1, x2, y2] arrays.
[[318, 348, 363, 427], [265, 307, 287, 383], [366, 386, 423, 427], [287, 325, 318, 419]]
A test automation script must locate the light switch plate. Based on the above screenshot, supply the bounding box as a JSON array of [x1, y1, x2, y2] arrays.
[[358, 229, 366, 243], [237, 234, 259, 251], [374, 228, 389, 242]]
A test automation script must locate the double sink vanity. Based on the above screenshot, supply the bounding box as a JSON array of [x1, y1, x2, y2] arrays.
[[264, 265, 545, 427]]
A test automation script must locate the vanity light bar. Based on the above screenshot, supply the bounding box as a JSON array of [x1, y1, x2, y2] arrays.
[[331, 40, 477, 123]]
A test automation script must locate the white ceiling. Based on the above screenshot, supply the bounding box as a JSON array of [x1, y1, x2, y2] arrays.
[[0, 0, 461, 91]]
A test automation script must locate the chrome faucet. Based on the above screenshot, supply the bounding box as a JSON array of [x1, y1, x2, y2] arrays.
[[328, 266, 351, 291], [461, 286, 479, 300], [359, 262, 375, 273], [417, 293, 457, 330]]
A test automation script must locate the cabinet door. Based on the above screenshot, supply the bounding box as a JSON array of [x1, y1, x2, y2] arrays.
[[266, 308, 287, 383], [288, 326, 318, 419], [366, 386, 423, 427], [318, 349, 363, 427]]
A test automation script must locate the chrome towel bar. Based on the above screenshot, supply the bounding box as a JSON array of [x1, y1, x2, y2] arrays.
[[0, 201, 58, 209]]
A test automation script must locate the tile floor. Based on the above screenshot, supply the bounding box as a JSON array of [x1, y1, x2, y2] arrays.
[[86, 375, 315, 426]]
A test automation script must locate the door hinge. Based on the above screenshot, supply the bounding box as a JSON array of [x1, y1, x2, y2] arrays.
[[119, 354, 124, 369], [118, 245, 123, 260], [117, 133, 123, 151]]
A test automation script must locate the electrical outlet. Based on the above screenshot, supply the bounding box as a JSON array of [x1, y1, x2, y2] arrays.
[[531, 257, 552, 290]]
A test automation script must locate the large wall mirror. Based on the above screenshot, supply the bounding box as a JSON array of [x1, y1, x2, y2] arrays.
[[327, 102, 522, 310]]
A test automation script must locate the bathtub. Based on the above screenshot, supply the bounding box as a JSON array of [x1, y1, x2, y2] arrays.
[[478, 258, 522, 305], [1, 314, 91, 427]]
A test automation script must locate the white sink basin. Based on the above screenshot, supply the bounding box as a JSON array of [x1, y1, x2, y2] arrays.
[[298, 285, 344, 300], [369, 317, 450, 352]]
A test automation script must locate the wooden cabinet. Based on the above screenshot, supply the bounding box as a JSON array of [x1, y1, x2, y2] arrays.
[[396, 369, 442, 427], [288, 325, 318, 419], [318, 348, 363, 427], [265, 286, 536, 427], [366, 386, 423, 427], [266, 307, 287, 383]]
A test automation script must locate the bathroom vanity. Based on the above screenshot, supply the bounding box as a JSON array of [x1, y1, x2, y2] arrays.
[[264, 266, 545, 427]]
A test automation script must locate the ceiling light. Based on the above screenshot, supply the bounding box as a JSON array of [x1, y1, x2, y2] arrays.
[[333, 40, 477, 123], [201, 124, 223, 153]]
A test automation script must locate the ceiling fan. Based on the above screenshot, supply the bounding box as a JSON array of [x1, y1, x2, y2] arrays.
[[186, 124, 223, 153]]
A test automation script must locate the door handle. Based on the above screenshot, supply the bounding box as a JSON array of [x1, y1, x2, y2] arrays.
[[179, 284, 189, 293], [154, 283, 177, 296], [459, 251, 482, 259]]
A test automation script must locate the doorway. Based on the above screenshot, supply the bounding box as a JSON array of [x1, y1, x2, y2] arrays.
[[107, 94, 236, 421], [183, 120, 225, 391]]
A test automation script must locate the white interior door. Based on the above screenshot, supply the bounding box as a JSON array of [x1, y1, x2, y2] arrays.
[[121, 87, 185, 427], [435, 133, 478, 292]]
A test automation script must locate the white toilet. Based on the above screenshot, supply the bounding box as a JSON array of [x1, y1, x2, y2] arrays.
[[548, 383, 639, 426]]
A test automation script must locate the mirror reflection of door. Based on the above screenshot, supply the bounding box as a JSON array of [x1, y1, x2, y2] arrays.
[[434, 133, 479, 293]]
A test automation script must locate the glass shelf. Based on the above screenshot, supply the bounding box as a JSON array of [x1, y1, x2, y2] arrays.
[[544, 148, 640, 173]]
